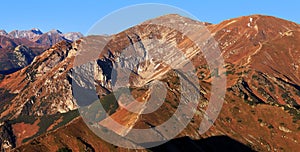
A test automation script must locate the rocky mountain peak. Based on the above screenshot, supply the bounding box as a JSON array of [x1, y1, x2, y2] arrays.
[[63, 32, 84, 41], [30, 28, 43, 35], [142, 13, 210, 26], [8, 29, 43, 40], [0, 30, 8, 36], [48, 29, 63, 34]]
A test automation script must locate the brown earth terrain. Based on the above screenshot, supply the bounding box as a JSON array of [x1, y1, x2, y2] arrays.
[[0, 14, 300, 151]]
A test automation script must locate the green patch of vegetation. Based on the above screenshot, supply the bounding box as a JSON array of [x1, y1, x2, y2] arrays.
[[57, 147, 72, 152], [38, 114, 61, 134], [196, 65, 209, 70], [225, 117, 232, 123], [80, 101, 105, 122], [266, 97, 276, 104], [22, 110, 80, 143], [99, 93, 119, 115], [252, 75, 258, 80], [236, 72, 244, 76], [268, 86, 275, 93], [295, 89, 300, 97], [243, 92, 263, 106], [258, 119, 263, 123], [210, 68, 219, 77], [80, 89, 123, 122], [243, 70, 250, 75], [257, 88, 268, 98], [272, 103, 300, 123], [10, 115, 36, 125], [277, 83, 286, 91], [279, 122, 286, 126], [281, 92, 289, 100], [268, 124, 274, 129], [281, 92, 298, 107], [198, 71, 206, 80], [224, 70, 235, 76], [244, 99, 255, 106], [52, 110, 79, 131], [0, 89, 17, 116]]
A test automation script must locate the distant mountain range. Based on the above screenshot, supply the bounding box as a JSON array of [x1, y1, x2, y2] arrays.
[[0, 15, 300, 151], [0, 29, 83, 74], [0, 28, 83, 41]]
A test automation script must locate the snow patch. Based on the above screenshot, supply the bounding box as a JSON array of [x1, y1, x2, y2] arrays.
[[279, 126, 292, 133], [154, 63, 161, 70], [247, 17, 254, 27], [250, 17, 253, 23], [224, 20, 237, 27]]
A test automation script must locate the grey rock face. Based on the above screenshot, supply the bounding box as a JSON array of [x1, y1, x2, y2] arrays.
[[8, 29, 43, 40], [63, 32, 84, 41]]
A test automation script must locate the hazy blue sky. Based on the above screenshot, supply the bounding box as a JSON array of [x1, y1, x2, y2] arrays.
[[1, 0, 299, 35]]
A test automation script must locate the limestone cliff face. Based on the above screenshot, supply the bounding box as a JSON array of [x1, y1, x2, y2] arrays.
[[11, 45, 35, 67]]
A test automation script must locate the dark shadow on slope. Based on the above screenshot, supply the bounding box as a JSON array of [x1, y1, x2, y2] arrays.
[[149, 136, 255, 152], [67, 75, 98, 107], [0, 68, 22, 75]]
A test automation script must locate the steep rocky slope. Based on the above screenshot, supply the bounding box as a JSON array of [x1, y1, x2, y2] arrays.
[[207, 15, 300, 108], [0, 41, 78, 120]]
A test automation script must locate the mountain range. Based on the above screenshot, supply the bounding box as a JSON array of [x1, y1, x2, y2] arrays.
[[0, 29, 83, 75], [0, 14, 300, 152]]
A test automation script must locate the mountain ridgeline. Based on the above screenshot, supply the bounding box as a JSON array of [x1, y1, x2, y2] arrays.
[[0, 14, 300, 151], [0, 29, 83, 75]]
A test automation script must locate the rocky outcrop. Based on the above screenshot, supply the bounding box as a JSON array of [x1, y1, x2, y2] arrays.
[[0, 41, 78, 119], [8, 28, 43, 40], [0, 121, 16, 151], [12, 45, 35, 68], [63, 32, 84, 41]]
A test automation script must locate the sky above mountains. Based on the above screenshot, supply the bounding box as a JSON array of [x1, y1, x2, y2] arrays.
[[2, 0, 299, 35]]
